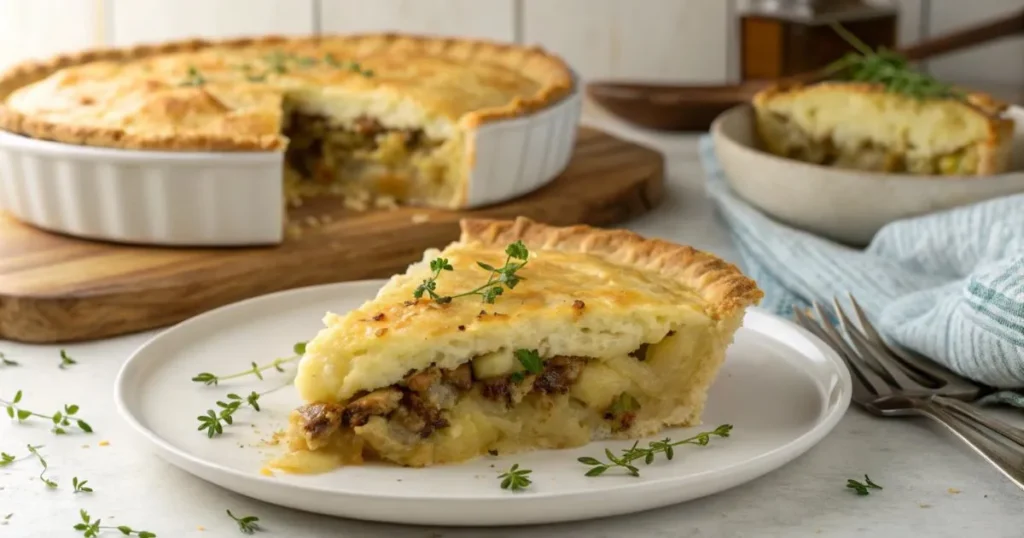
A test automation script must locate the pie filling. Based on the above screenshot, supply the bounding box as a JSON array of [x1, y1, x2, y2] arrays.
[[761, 111, 980, 175], [273, 327, 718, 471], [282, 110, 461, 208]]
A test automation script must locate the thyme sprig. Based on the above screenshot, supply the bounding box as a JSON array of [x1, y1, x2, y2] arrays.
[[226, 510, 262, 535], [72, 476, 93, 493], [414, 241, 530, 304], [197, 390, 269, 438], [824, 22, 960, 100], [191, 342, 306, 386], [27, 444, 57, 488], [0, 352, 16, 366], [74, 510, 156, 538], [847, 474, 883, 496], [59, 349, 76, 369], [498, 463, 532, 491], [578, 424, 733, 477], [1, 390, 93, 434]]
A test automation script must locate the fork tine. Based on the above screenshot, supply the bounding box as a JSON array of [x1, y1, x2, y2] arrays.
[[811, 301, 893, 397], [847, 294, 979, 396], [832, 297, 929, 394], [793, 308, 874, 403]]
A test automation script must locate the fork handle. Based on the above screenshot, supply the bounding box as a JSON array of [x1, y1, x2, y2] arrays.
[[913, 399, 1024, 489], [931, 395, 1024, 447]]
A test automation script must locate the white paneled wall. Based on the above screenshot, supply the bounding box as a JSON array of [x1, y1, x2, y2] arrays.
[[0, 0, 1022, 89], [109, 0, 315, 45], [320, 0, 516, 41], [523, 0, 729, 83]]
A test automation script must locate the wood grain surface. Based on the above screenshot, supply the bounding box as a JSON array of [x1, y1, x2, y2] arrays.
[[0, 127, 664, 343]]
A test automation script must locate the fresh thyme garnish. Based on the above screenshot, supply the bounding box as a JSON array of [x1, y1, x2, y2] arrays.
[[824, 22, 960, 100], [846, 474, 882, 496], [0, 452, 14, 466], [498, 463, 532, 491], [578, 424, 733, 477], [1, 390, 93, 434], [227, 510, 262, 535], [191, 342, 306, 386], [414, 241, 529, 304], [197, 391, 266, 438], [72, 476, 93, 493], [59, 349, 76, 369], [0, 352, 16, 366], [265, 51, 290, 74], [26, 444, 57, 488], [180, 65, 207, 87], [74, 510, 156, 538]]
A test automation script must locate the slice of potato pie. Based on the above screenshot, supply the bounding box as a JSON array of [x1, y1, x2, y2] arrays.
[[272, 217, 762, 471]]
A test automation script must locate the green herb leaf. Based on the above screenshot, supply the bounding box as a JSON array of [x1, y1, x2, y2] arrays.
[[578, 424, 732, 477], [190, 343, 303, 385], [847, 474, 882, 495], [180, 65, 207, 87], [0, 352, 17, 366], [227, 509, 262, 534], [497, 463, 533, 492], [59, 349, 77, 369], [72, 476, 94, 493], [825, 22, 960, 101], [414, 242, 530, 305], [514, 349, 543, 375]]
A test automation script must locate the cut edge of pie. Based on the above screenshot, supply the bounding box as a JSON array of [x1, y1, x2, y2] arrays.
[[270, 217, 763, 472]]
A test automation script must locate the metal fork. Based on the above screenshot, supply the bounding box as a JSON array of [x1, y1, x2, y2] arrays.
[[794, 299, 1024, 490]]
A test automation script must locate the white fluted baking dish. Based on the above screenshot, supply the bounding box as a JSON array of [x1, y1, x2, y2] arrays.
[[0, 85, 581, 246]]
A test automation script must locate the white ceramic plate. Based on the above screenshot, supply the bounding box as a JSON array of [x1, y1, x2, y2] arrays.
[[115, 281, 851, 527]]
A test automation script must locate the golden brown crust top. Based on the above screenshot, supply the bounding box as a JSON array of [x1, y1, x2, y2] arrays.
[[458, 217, 763, 320], [0, 34, 574, 151]]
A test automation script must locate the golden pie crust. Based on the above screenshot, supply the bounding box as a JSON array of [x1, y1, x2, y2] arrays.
[[277, 217, 764, 469], [0, 34, 574, 152]]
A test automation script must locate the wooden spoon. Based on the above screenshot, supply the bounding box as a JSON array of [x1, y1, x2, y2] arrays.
[[587, 8, 1024, 131]]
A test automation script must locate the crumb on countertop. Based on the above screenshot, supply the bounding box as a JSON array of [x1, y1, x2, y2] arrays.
[[260, 467, 274, 477], [411, 213, 430, 224], [920, 503, 932, 508], [196, 526, 205, 531], [948, 487, 961, 494], [98, 440, 110, 447]]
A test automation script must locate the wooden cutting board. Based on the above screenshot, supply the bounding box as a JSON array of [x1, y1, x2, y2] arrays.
[[0, 127, 664, 343]]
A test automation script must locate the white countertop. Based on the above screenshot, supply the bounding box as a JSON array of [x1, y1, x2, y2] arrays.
[[3, 102, 1023, 538]]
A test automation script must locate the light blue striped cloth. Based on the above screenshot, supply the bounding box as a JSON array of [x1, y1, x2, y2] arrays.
[[698, 136, 1024, 404]]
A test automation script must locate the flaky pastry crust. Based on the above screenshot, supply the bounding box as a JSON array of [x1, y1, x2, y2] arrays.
[[458, 217, 763, 320], [0, 34, 574, 151]]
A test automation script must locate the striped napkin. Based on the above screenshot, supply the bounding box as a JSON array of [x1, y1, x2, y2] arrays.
[[698, 136, 1024, 403]]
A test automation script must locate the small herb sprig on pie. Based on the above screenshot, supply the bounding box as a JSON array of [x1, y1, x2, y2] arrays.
[[1, 390, 94, 434], [578, 424, 733, 477], [824, 22, 960, 101], [415, 241, 530, 304], [255, 50, 373, 78], [192, 342, 306, 386]]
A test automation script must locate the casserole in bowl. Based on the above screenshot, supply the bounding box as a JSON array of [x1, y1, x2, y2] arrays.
[[0, 34, 582, 246]]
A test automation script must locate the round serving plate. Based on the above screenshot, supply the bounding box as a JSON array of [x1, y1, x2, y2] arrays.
[[0, 86, 582, 247], [711, 104, 1024, 246], [114, 280, 851, 527]]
